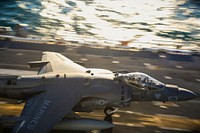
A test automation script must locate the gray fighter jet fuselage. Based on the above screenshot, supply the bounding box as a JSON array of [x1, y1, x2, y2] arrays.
[[0, 52, 197, 133], [0, 71, 197, 111]]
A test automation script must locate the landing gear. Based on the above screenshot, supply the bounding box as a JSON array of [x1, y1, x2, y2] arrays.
[[104, 106, 115, 115], [100, 107, 116, 133]]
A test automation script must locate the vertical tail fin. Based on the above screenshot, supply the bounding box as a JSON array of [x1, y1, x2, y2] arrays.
[[29, 52, 86, 75]]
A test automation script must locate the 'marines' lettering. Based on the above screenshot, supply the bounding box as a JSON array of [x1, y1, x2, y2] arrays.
[[27, 100, 51, 130]]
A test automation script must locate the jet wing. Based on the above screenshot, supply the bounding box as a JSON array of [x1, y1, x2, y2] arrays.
[[37, 52, 87, 74], [12, 86, 81, 133]]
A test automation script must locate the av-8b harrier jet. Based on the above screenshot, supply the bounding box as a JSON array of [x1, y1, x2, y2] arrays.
[[0, 52, 197, 133]]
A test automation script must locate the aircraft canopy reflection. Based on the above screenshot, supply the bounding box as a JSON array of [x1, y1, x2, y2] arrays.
[[118, 72, 165, 90]]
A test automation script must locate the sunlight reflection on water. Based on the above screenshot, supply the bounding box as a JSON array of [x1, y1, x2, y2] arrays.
[[0, 0, 199, 48]]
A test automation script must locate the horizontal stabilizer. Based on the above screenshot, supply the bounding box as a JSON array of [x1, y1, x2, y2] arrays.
[[28, 61, 49, 68]]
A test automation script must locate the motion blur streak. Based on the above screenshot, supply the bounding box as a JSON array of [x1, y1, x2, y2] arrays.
[[0, 103, 200, 132]]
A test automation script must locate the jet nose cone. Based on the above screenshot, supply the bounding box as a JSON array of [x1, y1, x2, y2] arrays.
[[178, 88, 197, 101]]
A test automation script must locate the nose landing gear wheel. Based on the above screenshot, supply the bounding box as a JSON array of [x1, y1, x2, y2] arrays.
[[104, 106, 115, 115], [101, 107, 115, 133]]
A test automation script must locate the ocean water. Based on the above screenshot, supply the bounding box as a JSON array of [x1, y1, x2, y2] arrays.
[[0, 0, 200, 48]]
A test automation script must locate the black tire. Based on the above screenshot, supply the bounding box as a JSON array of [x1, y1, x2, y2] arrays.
[[104, 106, 115, 115]]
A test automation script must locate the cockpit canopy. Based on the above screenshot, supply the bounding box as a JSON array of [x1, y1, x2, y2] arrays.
[[118, 72, 165, 90]]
